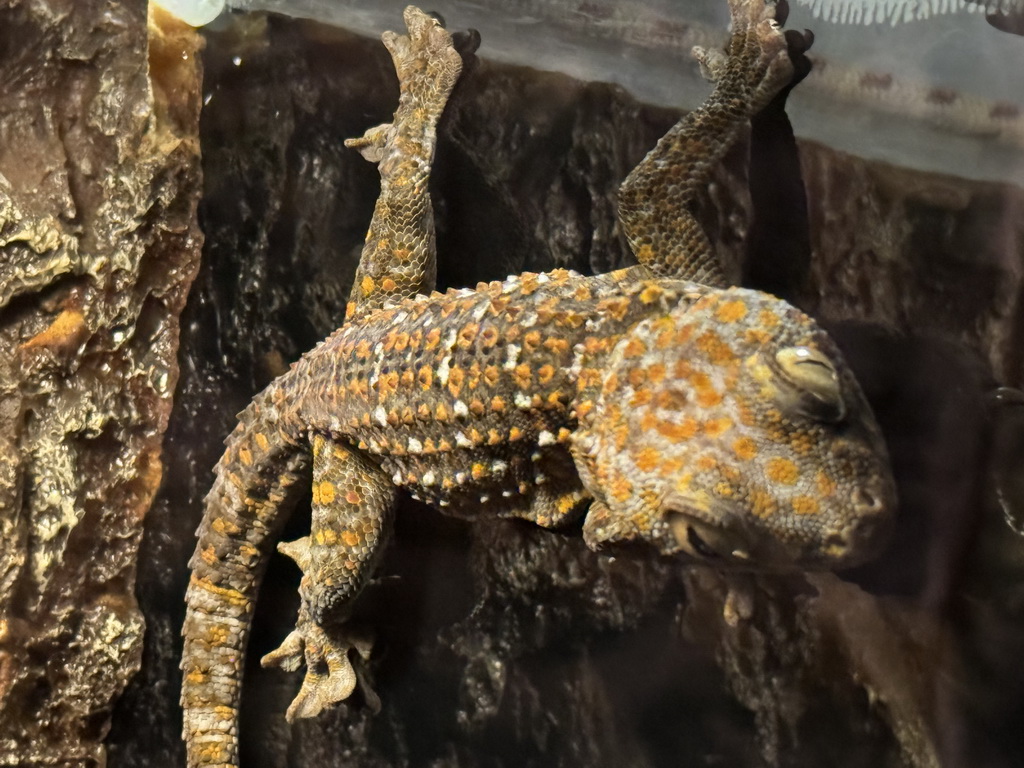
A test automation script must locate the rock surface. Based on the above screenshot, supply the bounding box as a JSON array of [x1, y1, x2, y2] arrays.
[[0, 2, 202, 764]]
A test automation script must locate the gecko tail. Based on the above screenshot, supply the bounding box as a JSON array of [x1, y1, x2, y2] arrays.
[[180, 379, 309, 768]]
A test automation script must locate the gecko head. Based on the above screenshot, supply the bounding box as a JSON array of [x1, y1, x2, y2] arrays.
[[572, 286, 896, 571]]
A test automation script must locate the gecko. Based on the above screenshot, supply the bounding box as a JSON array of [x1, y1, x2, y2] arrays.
[[180, 2, 897, 765]]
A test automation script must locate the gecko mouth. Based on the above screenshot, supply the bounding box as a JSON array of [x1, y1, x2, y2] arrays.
[[665, 499, 800, 570], [665, 501, 759, 565]]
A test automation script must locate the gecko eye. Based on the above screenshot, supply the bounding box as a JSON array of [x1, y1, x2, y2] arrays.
[[775, 346, 846, 423]]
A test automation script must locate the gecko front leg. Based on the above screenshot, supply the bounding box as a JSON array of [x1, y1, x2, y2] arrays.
[[617, 0, 795, 286], [344, 6, 473, 317]]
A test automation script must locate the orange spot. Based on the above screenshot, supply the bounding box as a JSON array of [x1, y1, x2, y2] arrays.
[[318, 481, 336, 504], [578, 367, 604, 391], [341, 530, 362, 547], [544, 337, 570, 355], [749, 489, 778, 519], [715, 300, 748, 323], [759, 309, 780, 328], [448, 366, 465, 396], [627, 367, 647, 388], [205, 624, 229, 645], [360, 276, 375, 295], [623, 338, 646, 358], [575, 400, 594, 419], [471, 463, 488, 480], [792, 496, 820, 516], [654, 417, 698, 441], [640, 284, 664, 304], [696, 389, 723, 408], [458, 324, 479, 348], [513, 364, 532, 389], [702, 417, 733, 438], [313, 529, 338, 545], [381, 277, 398, 292], [732, 437, 758, 460], [765, 457, 800, 486], [696, 455, 718, 471], [523, 330, 542, 351], [744, 329, 771, 345], [211, 517, 240, 536], [630, 389, 653, 407], [556, 494, 579, 514], [635, 446, 661, 472], [345, 490, 361, 505], [537, 364, 556, 385], [695, 330, 735, 365], [598, 296, 632, 321], [254, 432, 270, 451], [200, 546, 218, 566], [610, 475, 634, 503], [237, 447, 253, 466], [418, 366, 433, 390], [490, 395, 506, 413], [189, 575, 247, 606]]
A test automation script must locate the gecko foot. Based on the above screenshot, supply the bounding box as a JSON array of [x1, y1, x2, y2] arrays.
[[261, 610, 378, 722], [692, 0, 794, 113], [344, 6, 468, 164]]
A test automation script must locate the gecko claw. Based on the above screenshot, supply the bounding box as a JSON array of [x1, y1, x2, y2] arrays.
[[694, 0, 795, 112]]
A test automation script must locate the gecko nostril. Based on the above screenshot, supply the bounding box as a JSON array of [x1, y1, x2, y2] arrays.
[[852, 487, 883, 514]]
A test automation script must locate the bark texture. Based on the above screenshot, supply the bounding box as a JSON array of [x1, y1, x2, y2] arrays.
[[0, 2, 202, 764]]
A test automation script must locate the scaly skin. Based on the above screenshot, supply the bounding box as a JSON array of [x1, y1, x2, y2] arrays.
[[180, 3, 897, 766]]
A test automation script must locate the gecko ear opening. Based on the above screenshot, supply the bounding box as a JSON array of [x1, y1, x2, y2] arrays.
[[775, 346, 846, 423]]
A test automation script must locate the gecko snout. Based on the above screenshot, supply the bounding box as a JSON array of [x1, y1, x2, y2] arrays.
[[819, 481, 896, 567]]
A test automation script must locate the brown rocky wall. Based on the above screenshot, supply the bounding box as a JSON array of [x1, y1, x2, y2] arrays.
[[0, 2, 202, 764]]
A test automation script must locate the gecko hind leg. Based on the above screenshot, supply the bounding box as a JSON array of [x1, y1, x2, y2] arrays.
[[344, 6, 475, 318], [616, 0, 794, 286], [261, 433, 394, 721]]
